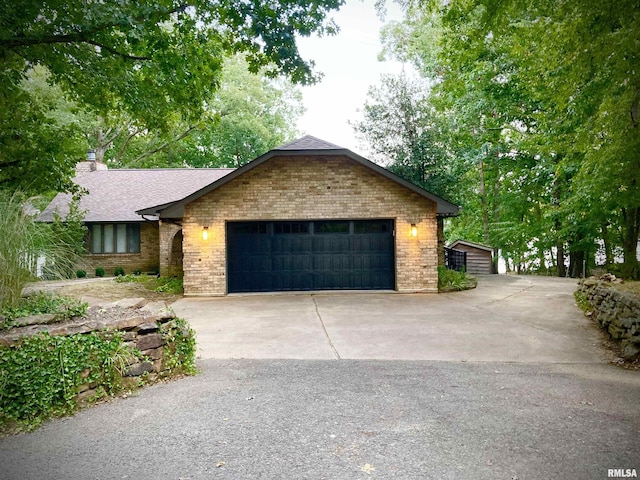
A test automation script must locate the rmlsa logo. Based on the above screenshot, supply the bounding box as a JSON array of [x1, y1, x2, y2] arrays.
[[608, 469, 637, 478]]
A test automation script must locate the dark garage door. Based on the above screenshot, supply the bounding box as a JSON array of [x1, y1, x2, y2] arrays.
[[227, 220, 395, 293]]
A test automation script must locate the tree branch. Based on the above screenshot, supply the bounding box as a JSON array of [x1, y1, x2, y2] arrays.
[[0, 3, 190, 58], [113, 127, 142, 164], [129, 125, 199, 166]]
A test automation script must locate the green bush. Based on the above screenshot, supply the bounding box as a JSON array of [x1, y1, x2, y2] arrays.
[[0, 292, 87, 323], [155, 277, 183, 294], [76, 270, 87, 278], [133, 269, 142, 275], [0, 331, 132, 432], [95, 267, 105, 277], [114, 267, 125, 277], [438, 266, 473, 291]]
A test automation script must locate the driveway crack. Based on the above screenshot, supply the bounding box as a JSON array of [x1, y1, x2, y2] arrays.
[[311, 295, 341, 360]]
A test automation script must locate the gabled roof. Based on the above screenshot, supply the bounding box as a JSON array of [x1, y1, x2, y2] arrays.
[[449, 239, 494, 252], [138, 135, 460, 218], [276, 135, 343, 150], [39, 168, 234, 223]]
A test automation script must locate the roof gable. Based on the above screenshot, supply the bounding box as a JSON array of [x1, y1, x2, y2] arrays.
[[276, 135, 343, 151], [137, 136, 460, 218], [449, 239, 494, 252]]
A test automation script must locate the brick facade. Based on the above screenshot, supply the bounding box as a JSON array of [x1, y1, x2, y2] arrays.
[[159, 222, 183, 278], [181, 155, 438, 295], [80, 222, 159, 276]]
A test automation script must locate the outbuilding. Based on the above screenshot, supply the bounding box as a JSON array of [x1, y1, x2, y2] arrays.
[[448, 239, 495, 275]]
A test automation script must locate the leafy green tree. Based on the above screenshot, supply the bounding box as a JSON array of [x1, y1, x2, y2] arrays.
[[0, 66, 88, 193], [353, 73, 458, 201], [114, 55, 304, 168], [0, 0, 343, 192], [378, 0, 640, 277]]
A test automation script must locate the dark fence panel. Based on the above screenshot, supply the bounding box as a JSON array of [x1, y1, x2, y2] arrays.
[[444, 247, 467, 272]]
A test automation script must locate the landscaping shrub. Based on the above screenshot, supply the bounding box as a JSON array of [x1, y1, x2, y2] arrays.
[[0, 190, 86, 309], [114, 267, 125, 277], [438, 266, 473, 291], [76, 270, 87, 278], [95, 267, 105, 277]]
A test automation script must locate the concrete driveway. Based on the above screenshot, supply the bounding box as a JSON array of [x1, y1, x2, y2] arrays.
[[172, 275, 604, 363]]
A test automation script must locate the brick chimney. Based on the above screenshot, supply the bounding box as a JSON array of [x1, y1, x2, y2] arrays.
[[75, 149, 108, 176]]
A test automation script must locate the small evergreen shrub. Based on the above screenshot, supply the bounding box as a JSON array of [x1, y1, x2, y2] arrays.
[[95, 267, 105, 277], [114, 267, 125, 277], [76, 270, 87, 278]]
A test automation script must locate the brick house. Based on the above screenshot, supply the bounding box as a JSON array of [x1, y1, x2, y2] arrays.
[[41, 136, 459, 295]]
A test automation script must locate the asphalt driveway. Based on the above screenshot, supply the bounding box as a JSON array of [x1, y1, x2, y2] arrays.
[[3, 275, 639, 480], [171, 275, 604, 363]]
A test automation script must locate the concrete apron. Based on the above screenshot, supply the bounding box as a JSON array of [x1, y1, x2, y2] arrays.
[[170, 275, 604, 363]]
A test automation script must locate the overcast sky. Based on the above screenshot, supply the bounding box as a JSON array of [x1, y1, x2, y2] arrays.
[[295, 0, 405, 154]]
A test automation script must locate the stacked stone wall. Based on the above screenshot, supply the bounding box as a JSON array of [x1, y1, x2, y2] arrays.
[[0, 300, 191, 404], [578, 277, 640, 361]]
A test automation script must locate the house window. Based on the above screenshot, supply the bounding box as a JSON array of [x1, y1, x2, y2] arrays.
[[88, 223, 140, 254]]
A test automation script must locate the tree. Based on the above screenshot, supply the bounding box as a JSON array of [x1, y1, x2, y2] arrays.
[[0, 0, 343, 193], [353, 73, 458, 201], [114, 55, 305, 168], [378, 0, 640, 278]]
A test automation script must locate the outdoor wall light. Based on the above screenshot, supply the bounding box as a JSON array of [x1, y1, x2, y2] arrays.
[[410, 224, 418, 237], [202, 226, 209, 240]]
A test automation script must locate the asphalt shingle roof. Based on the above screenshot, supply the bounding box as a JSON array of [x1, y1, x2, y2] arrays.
[[275, 135, 343, 151], [39, 168, 234, 222]]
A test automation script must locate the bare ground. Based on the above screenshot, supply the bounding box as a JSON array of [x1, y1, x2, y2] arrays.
[[24, 277, 182, 307]]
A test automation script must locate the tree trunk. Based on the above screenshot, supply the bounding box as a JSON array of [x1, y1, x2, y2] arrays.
[[621, 206, 640, 279], [569, 249, 585, 278], [556, 238, 566, 277], [478, 158, 490, 244]]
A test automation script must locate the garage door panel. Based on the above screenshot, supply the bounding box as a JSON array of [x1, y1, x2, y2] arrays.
[[228, 220, 394, 293]]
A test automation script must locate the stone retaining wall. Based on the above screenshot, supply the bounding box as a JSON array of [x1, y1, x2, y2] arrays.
[[578, 278, 640, 361], [0, 299, 193, 405]]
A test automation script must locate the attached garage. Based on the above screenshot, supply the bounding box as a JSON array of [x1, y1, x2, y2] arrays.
[[137, 135, 459, 295], [227, 220, 395, 292]]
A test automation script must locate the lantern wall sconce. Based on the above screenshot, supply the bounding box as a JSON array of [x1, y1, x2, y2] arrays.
[[202, 226, 209, 240], [410, 224, 418, 237]]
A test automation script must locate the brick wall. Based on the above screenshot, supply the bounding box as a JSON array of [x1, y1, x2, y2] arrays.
[[182, 155, 438, 295], [80, 222, 159, 276], [159, 222, 183, 278]]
